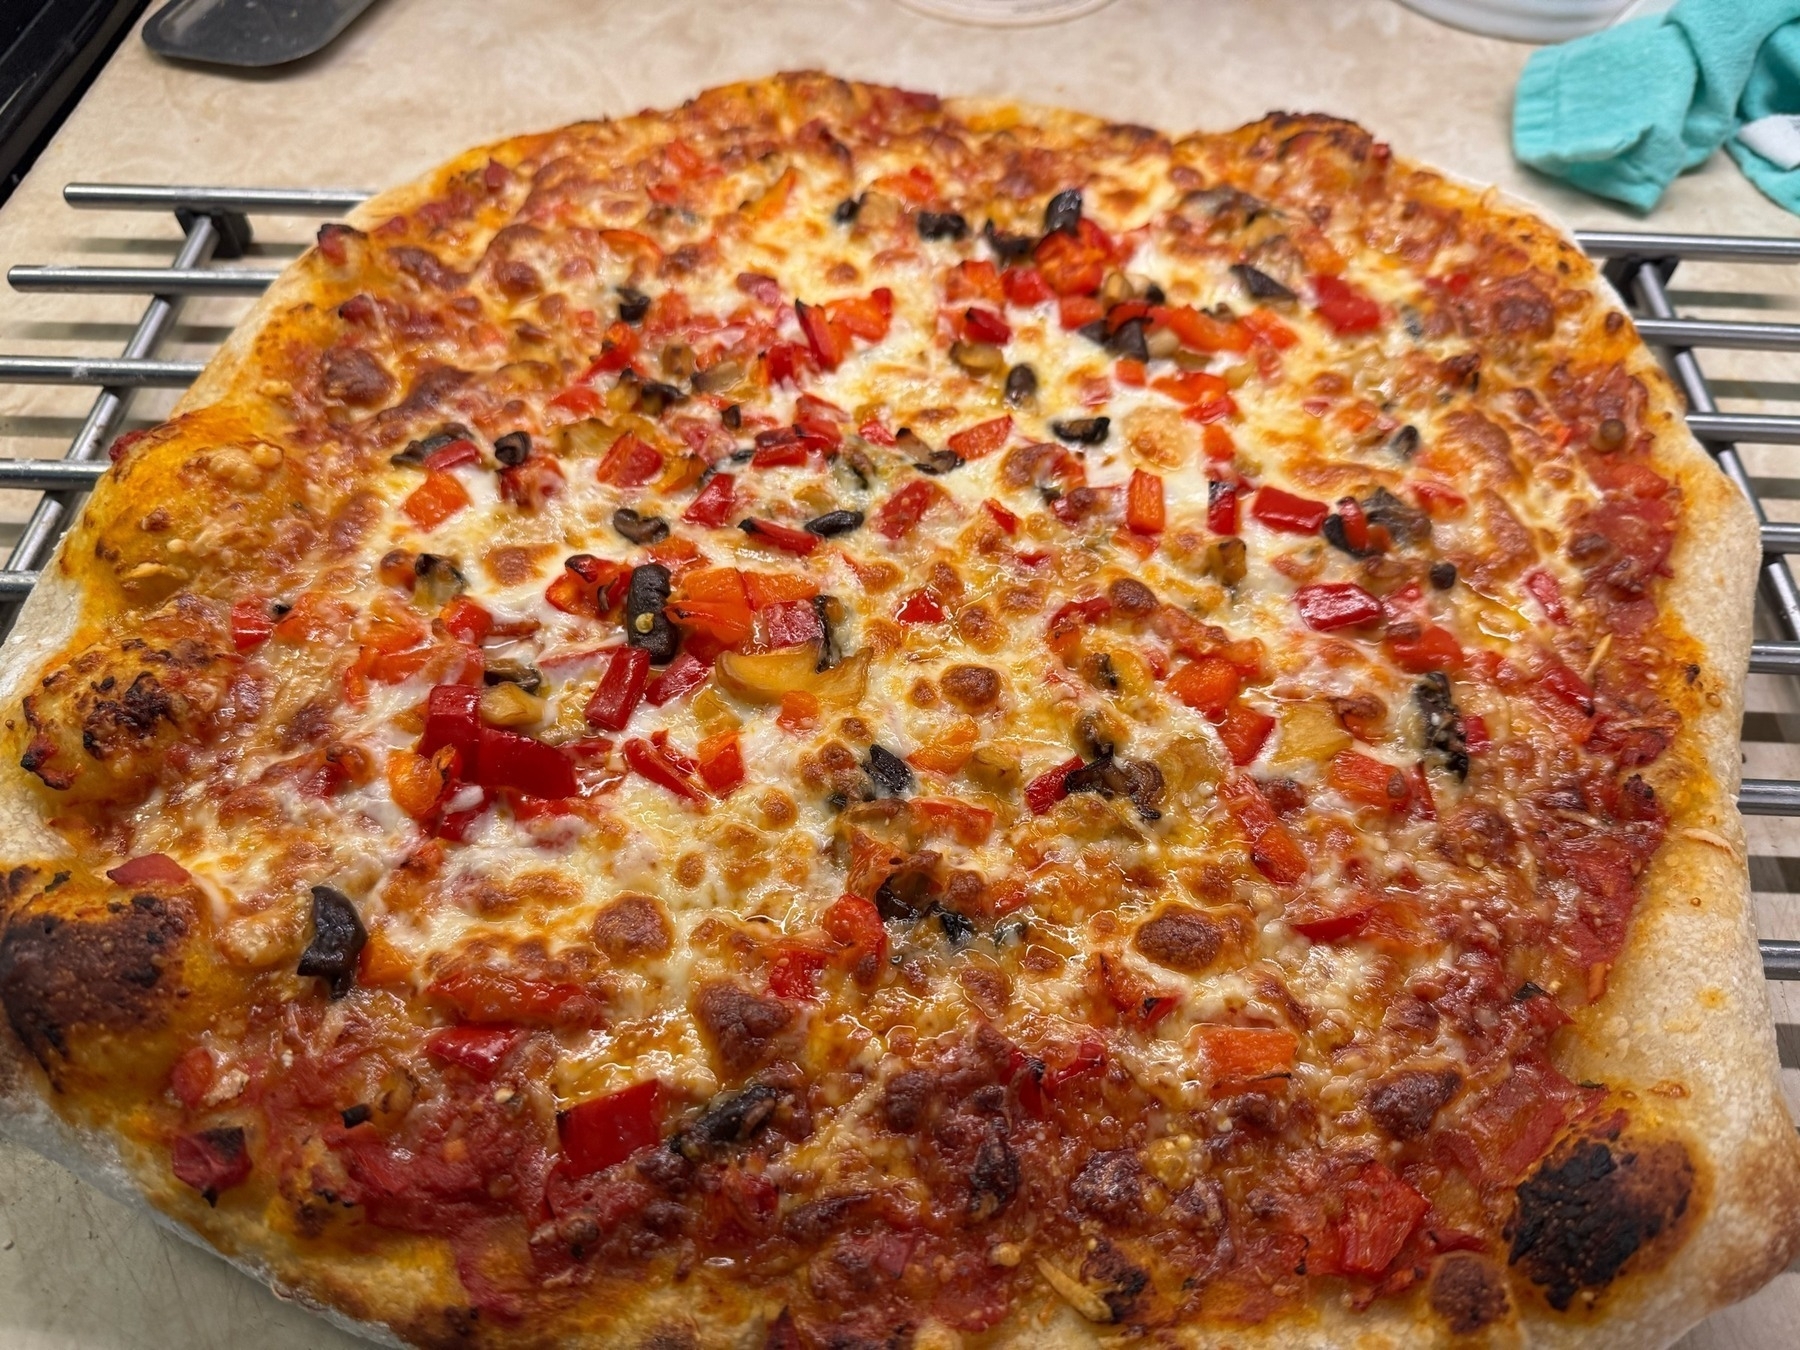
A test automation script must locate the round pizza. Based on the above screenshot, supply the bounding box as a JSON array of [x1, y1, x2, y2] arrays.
[[1, 72, 1795, 1350]]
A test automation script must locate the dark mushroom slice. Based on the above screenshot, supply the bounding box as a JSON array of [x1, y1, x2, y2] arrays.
[[805, 509, 864, 538], [492, 431, 532, 466], [626, 563, 680, 664], [390, 424, 472, 467], [1052, 416, 1110, 446], [1108, 318, 1150, 363], [413, 553, 466, 607], [914, 448, 964, 476], [982, 219, 1036, 264], [1429, 561, 1458, 590], [1005, 363, 1038, 408], [296, 886, 367, 1000], [917, 211, 969, 242], [813, 595, 843, 671], [612, 507, 671, 545], [483, 659, 543, 694], [1230, 263, 1297, 302], [833, 195, 863, 225], [721, 403, 743, 430], [1044, 188, 1083, 235], [1388, 424, 1421, 458], [866, 744, 915, 798], [617, 287, 651, 323], [1360, 486, 1432, 546], [692, 359, 746, 395], [875, 864, 939, 922], [635, 380, 687, 416], [950, 340, 1005, 375], [670, 1082, 787, 1160], [1063, 751, 1165, 822], [1415, 672, 1469, 779], [936, 906, 977, 946]]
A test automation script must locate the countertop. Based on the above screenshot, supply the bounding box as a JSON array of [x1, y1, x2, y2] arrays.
[[0, 1, 1797, 1346]]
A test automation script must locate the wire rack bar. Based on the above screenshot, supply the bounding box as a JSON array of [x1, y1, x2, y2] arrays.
[[1634, 317, 1800, 351], [1765, 940, 1800, 981], [1751, 643, 1800, 675], [8, 265, 278, 295], [0, 461, 108, 489], [1574, 230, 1800, 264], [1687, 411, 1800, 446], [0, 356, 205, 386], [63, 184, 370, 214]]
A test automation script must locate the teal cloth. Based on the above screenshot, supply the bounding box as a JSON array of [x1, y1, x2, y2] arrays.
[[1513, 0, 1800, 214]]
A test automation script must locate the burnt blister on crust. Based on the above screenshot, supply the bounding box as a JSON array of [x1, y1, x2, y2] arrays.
[[0, 889, 190, 1074], [1429, 1252, 1511, 1334], [1507, 1125, 1696, 1311]]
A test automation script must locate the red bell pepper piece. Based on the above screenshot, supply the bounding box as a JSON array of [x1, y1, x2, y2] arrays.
[[1222, 776, 1309, 884], [750, 439, 809, 469], [549, 386, 603, 417], [1251, 485, 1329, 534], [738, 518, 819, 555], [962, 307, 1012, 344], [428, 969, 587, 1024], [1294, 582, 1384, 632], [559, 1080, 664, 1177], [1541, 660, 1595, 712], [419, 684, 482, 762], [822, 894, 887, 976], [683, 473, 737, 527], [623, 737, 703, 800], [764, 341, 811, 387], [106, 853, 191, 888], [761, 598, 824, 648], [1214, 701, 1276, 765], [1152, 306, 1251, 354], [1207, 480, 1239, 536], [422, 438, 481, 472], [795, 300, 851, 371], [1203, 425, 1236, 462], [945, 259, 1004, 304], [1326, 750, 1413, 812], [171, 1128, 252, 1204], [439, 595, 493, 645], [424, 1026, 523, 1080], [895, 589, 946, 624], [1167, 657, 1240, 716], [1033, 217, 1114, 296], [645, 651, 712, 706], [768, 945, 830, 1001], [585, 647, 651, 730], [1241, 309, 1298, 349], [1525, 567, 1569, 625], [1388, 624, 1464, 673], [1002, 266, 1054, 307], [1334, 496, 1372, 552], [983, 498, 1019, 534], [1126, 469, 1165, 535], [1025, 755, 1086, 815], [1312, 274, 1382, 334], [827, 288, 893, 342], [948, 416, 1011, 460], [402, 473, 471, 531], [476, 727, 578, 799], [696, 730, 745, 795], [1044, 1036, 1108, 1093], [231, 598, 274, 651], [596, 433, 664, 488], [873, 479, 948, 540], [1335, 1163, 1430, 1278]]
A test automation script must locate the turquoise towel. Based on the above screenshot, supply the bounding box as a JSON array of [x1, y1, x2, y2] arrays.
[[1513, 0, 1800, 214]]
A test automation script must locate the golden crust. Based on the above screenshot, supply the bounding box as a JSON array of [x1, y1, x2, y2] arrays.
[[0, 73, 1792, 1349]]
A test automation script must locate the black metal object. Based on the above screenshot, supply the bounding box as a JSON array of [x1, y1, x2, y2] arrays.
[[0, 0, 150, 205], [142, 0, 378, 68]]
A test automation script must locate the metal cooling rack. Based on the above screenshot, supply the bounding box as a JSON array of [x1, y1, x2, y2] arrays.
[[0, 186, 1796, 984]]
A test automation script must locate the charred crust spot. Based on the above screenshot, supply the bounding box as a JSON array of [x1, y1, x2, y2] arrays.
[[1069, 1149, 1147, 1227], [1430, 1252, 1510, 1334], [967, 1123, 1019, 1218], [1080, 1238, 1150, 1321], [1131, 904, 1225, 973], [591, 893, 673, 963], [1366, 1067, 1462, 1139], [1508, 1134, 1695, 1310], [0, 892, 190, 1070], [690, 980, 796, 1076]]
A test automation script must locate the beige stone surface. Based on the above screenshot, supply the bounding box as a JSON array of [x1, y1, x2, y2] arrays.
[[0, 0, 1796, 1345]]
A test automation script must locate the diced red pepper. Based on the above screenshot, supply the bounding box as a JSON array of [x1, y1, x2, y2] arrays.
[[1411, 481, 1467, 517], [1002, 266, 1054, 307], [476, 726, 578, 799], [1326, 750, 1412, 812], [581, 321, 639, 376], [945, 260, 1004, 304], [1025, 755, 1086, 815], [1240, 309, 1298, 349], [1033, 217, 1114, 296], [796, 300, 852, 371], [424, 1026, 522, 1080], [1312, 274, 1382, 335], [549, 385, 603, 417], [1125, 469, 1165, 535], [1168, 656, 1240, 716], [1222, 776, 1308, 883], [761, 598, 823, 648], [1097, 953, 1178, 1032], [1251, 485, 1330, 534], [742, 571, 817, 610], [858, 418, 898, 447], [763, 341, 811, 387], [1046, 595, 1112, 653], [623, 736, 703, 800], [793, 393, 849, 442], [1294, 582, 1383, 632], [402, 473, 471, 531], [171, 1128, 252, 1204], [429, 969, 588, 1025], [1207, 480, 1239, 536], [1203, 425, 1236, 462], [963, 307, 1011, 344], [947, 415, 1011, 460], [983, 498, 1019, 534], [1541, 661, 1595, 712], [895, 589, 946, 624], [1215, 701, 1276, 765], [418, 684, 482, 762], [910, 796, 996, 845], [1058, 294, 1105, 329], [739, 518, 819, 555], [1335, 1163, 1430, 1278], [749, 438, 809, 469], [422, 438, 481, 472], [822, 894, 887, 979], [559, 1080, 664, 1177], [439, 595, 493, 645], [1152, 305, 1251, 353], [106, 853, 190, 888], [1044, 1036, 1108, 1094], [1334, 496, 1372, 553], [585, 647, 651, 731], [683, 473, 737, 527], [1192, 1024, 1297, 1083], [768, 945, 830, 1001], [671, 568, 754, 645], [827, 288, 893, 343], [231, 598, 274, 651], [1525, 567, 1569, 625], [1463, 714, 1491, 753], [873, 479, 949, 540], [696, 730, 745, 795], [596, 433, 664, 488], [1388, 624, 1464, 673], [1114, 358, 1146, 387], [645, 651, 711, 706]]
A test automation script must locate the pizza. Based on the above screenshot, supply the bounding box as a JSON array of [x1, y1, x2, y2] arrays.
[[0, 71, 1794, 1350]]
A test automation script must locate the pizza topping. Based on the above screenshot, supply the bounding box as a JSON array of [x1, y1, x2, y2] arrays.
[[295, 886, 367, 1000], [170, 1126, 251, 1205]]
